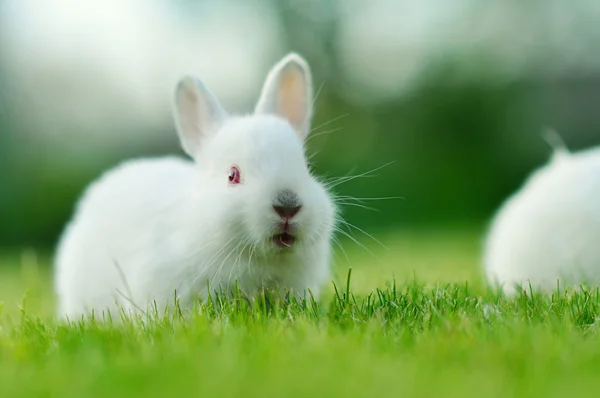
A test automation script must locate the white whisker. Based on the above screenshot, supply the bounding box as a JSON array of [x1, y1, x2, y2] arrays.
[[337, 217, 387, 250], [334, 195, 406, 203], [305, 127, 344, 145], [333, 225, 377, 259], [334, 202, 379, 212], [331, 235, 351, 267], [309, 113, 349, 134], [324, 161, 396, 189]]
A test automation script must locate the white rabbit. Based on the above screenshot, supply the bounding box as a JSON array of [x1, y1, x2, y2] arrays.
[[483, 131, 600, 295], [54, 53, 336, 319]]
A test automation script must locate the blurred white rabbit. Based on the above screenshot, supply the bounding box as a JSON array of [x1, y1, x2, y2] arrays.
[[484, 130, 600, 295], [55, 53, 336, 318]]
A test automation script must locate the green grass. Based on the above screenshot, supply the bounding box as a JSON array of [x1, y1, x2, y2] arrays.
[[2, 227, 600, 397]]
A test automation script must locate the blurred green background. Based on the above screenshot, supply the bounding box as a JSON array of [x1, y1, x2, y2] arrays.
[[1, 0, 600, 250]]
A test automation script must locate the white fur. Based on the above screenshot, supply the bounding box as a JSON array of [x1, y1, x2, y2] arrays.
[[484, 143, 600, 295], [54, 53, 335, 319]]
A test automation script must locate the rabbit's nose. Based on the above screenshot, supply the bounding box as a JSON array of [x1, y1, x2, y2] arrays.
[[273, 204, 302, 219], [273, 190, 301, 219]]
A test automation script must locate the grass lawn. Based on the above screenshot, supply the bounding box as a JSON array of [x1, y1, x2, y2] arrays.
[[1, 226, 600, 397]]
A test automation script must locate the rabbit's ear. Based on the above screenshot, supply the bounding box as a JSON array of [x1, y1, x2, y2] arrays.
[[173, 76, 227, 158], [255, 53, 313, 140]]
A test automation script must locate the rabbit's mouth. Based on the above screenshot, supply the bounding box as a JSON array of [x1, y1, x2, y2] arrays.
[[272, 233, 296, 249]]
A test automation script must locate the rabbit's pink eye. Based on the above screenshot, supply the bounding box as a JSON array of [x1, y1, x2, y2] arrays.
[[228, 166, 241, 185]]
